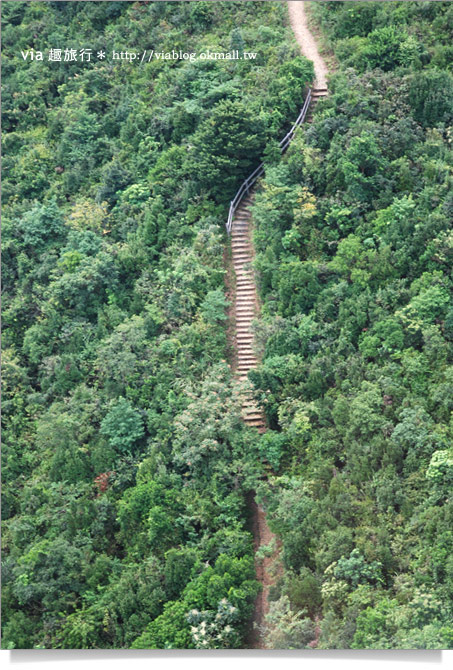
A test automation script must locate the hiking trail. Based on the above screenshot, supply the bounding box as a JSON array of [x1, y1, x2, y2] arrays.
[[228, 0, 329, 648]]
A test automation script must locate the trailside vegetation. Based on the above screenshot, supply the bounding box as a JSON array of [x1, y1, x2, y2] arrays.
[[1, 1, 314, 649], [250, 0, 453, 649]]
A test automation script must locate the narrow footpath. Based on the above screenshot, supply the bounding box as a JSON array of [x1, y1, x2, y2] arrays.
[[228, 1, 329, 648], [287, 1, 328, 89]]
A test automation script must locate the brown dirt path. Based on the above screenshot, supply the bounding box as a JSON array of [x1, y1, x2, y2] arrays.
[[246, 498, 282, 649], [287, 1, 328, 89]]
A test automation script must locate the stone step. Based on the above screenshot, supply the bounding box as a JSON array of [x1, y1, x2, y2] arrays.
[[242, 413, 263, 421]]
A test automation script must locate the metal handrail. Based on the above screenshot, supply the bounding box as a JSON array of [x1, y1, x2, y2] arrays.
[[226, 88, 312, 234]]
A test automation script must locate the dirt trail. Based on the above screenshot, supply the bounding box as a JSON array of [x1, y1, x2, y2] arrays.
[[246, 498, 282, 649], [287, 1, 328, 89]]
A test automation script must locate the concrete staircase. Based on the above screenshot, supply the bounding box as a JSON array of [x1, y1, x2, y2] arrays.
[[231, 87, 328, 433], [231, 195, 266, 433]]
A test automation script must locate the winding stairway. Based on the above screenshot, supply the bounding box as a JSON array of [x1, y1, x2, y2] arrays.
[[231, 87, 328, 433], [229, 85, 328, 648]]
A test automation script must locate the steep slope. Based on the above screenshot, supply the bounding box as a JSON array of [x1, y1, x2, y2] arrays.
[[228, 6, 329, 645]]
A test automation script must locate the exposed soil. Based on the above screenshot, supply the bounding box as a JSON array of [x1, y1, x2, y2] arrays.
[[287, 1, 329, 88], [245, 496, 282, 649]]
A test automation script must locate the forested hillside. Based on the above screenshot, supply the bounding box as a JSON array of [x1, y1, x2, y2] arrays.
[[3, 0, 453, 651], [250, 0, 453, 649], [1, 0, 313, 649]]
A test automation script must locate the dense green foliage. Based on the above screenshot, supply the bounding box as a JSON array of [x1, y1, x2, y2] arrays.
[[1, 1, 313, 649], [3, 0, 452, 651], [249, 1, 453, 650]]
